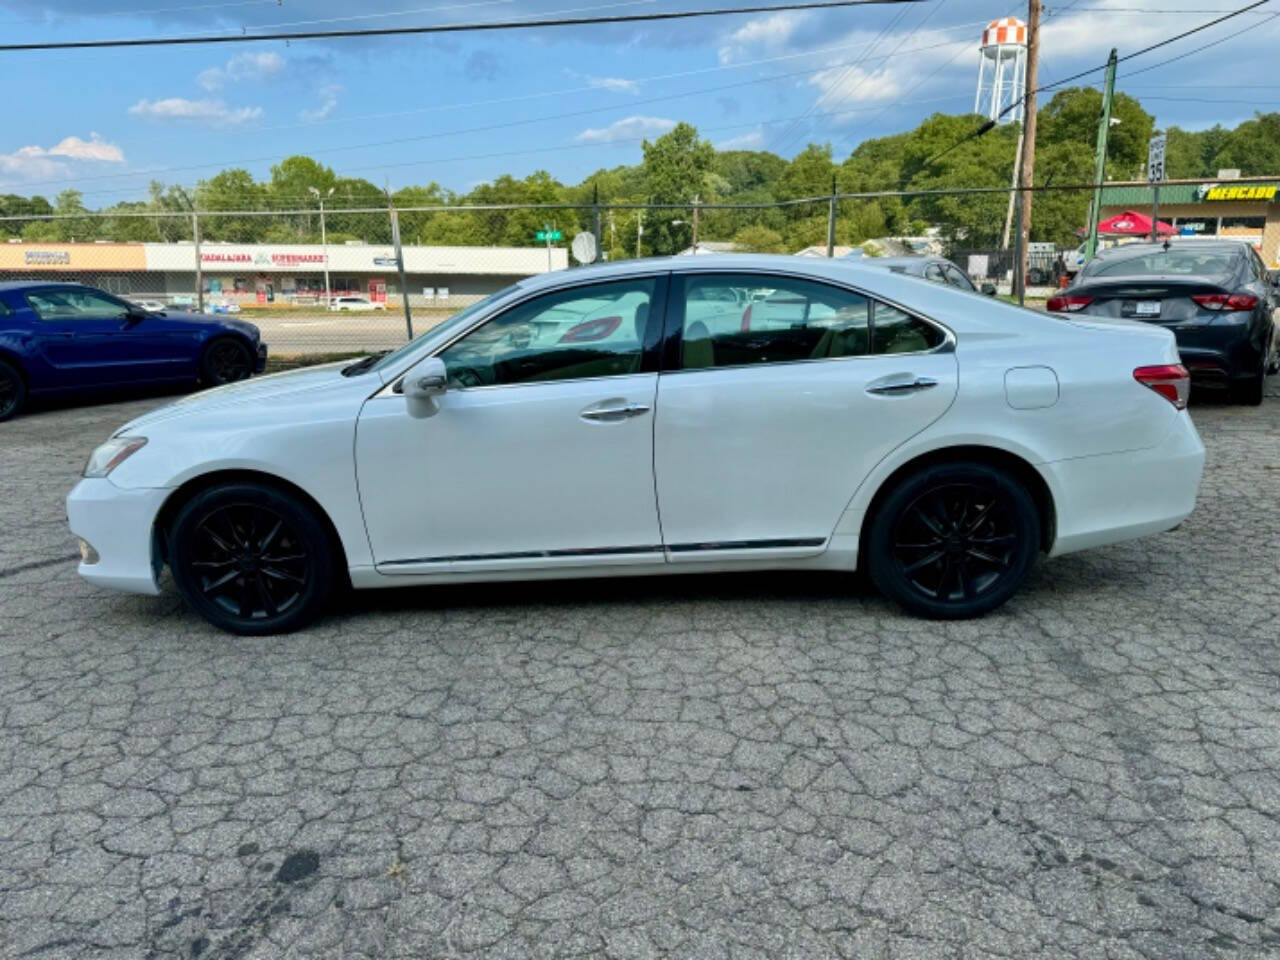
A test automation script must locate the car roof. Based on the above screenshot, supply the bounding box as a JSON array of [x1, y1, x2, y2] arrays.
[[0, 280, 93, 292], [861, 255, 948, 270]]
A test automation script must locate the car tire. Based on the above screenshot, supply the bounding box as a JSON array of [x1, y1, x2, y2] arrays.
[[0, 358, 26, 422], [169, 482, 335, 635], [866, 461, 1040, 619], [201, 337, 254, 386], [1232, 351, 1266, 406]]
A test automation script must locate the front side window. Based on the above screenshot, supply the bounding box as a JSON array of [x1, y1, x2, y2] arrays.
[[943, 265, 976, 291], [26, 289, 129, 322], [439, 278, 656, 387], [923, 263, 946, 284]]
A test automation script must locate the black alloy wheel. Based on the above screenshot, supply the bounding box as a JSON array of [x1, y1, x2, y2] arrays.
[[202, 338, 254, 386], [170, 483, 334, 635], [0, 359, 25, 422], [867, 462, 1039, 619]]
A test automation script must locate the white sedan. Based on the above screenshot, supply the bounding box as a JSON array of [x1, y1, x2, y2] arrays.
[[329, 296, 387, 312], [68, 255, 1205, 635]]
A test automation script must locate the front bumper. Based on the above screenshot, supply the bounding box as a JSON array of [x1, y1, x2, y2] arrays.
[[1045, 411, 1205, 557], [255, 342, 268, 373], [66, 478, 170, 595]]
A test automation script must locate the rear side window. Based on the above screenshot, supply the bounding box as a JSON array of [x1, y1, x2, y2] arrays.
[[675, 273, 944, 370]]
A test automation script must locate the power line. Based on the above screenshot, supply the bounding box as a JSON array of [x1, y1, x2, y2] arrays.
[[0, 0, 929, 52], [13, 30, 977, 191]]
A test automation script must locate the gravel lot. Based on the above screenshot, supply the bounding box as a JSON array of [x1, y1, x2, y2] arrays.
[[2, 381, 1279, 960]]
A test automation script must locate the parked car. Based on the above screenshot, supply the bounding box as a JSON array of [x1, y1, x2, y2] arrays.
[[68, 255, 1204, 635], [210, 300, 242, 314], [853, 254, 997, 296], [129, 298, 168, 313], [1052, 240, 1279, 404], [329, 296, 386, 312], [0, 282, 267, 422]]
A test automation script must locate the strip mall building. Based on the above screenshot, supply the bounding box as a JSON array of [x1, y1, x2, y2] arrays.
[[1098, 180, 1280, 265], [0, 241, 568, 306]]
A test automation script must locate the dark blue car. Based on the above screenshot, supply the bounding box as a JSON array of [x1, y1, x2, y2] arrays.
[[0, 282, 267, 421]]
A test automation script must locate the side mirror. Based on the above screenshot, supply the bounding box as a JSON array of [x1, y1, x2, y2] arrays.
[[980, 283, 997, 297], [401, 356, 448, 418], [124, 307, 147, 324]]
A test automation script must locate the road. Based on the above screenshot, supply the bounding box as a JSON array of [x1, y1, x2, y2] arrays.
[[2, 381, 1279, 959]]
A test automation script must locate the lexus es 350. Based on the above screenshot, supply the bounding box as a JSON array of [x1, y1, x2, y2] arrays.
[[67, 256, 1205, 635]]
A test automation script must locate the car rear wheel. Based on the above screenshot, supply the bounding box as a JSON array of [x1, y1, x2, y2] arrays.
[[201, 338, 254, 386], [169, 482, 335, 635], [0, 359, 26, 422], [1232, 354, 1266, 406], [866, 461, 1040, 619]]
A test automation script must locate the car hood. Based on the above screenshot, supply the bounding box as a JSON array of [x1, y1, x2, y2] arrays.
[[162, 310, 259, 339], [115, 361, 373, 434]]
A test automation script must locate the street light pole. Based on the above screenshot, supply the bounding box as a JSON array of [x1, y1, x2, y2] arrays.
[[309, 186, 334, 304]]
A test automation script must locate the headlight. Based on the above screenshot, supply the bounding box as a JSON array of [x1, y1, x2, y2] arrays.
[[83, 437, 147, 478]]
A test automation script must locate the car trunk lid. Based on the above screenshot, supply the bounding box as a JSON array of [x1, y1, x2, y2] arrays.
[[1065, 274, 1234, 326]]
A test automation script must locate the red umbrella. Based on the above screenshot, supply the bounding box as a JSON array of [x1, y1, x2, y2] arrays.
[[1096, 210, 1175, 236]]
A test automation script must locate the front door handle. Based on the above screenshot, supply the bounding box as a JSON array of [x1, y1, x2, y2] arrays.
[[580, 401, 650, 422], [867, 376, 938, 396]]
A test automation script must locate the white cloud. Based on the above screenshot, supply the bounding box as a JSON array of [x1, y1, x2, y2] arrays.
[[0, 133, 125, 183], [716, 128, 765, 150], [807, 64, 902, 107], [718, 12, 802, 64], [129, 97, 264, 127], [197, 51, 286, 91], [300, 84, 341, 122], [586, 75, 640, 95], [576, 115, 675, 144]]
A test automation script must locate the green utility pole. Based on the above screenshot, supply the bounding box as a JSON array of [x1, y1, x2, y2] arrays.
[[1084, 49, 1118, 262]]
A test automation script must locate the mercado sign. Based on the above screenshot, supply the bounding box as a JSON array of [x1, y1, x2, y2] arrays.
[[1195, 183, 1278, 202], [0, 243, 146, 271]]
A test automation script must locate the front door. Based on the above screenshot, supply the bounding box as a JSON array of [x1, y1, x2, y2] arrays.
[[356, 275, 668, 573], [654, 271, 959, 561], [25, 288, 186, 387]]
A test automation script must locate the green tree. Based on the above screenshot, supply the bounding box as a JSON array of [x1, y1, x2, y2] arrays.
[[1210, 113, 1280, 175], [641, 123, 714, 254], [731, 224, 786, 253]]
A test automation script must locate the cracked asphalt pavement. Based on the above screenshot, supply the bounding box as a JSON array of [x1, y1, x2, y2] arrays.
[[2, 381, 1279, 960]]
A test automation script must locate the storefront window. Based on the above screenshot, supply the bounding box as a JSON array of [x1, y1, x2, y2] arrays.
[[1219, 216, 1266, 236], [1173, 217, 1217, 236]]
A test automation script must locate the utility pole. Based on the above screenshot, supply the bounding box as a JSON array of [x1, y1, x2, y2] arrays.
[[389, 205, 413, 341], [827, 174, 838, 258], [592, 184, 602, 260], [1084, 49, 1119, 261], [1014, 0, 1041, 300], [636, 208, 644, 259], [309, 186, 334, 304], [544, 222, 553, 272], [692, 194, 700, 248], [191, 210, 204, 314]]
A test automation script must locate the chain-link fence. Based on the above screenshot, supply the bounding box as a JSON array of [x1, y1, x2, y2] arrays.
[[2, 180, 1235, 360]]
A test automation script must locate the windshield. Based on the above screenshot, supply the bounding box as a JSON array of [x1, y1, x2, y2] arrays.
[[365, 286, 520, 375], [1085, 249, 1238, 278]]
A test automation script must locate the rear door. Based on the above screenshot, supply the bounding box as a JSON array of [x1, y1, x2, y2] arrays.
[[653, 270, 958, 561]]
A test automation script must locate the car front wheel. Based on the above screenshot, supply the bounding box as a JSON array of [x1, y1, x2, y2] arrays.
[[169, 482, 335, 635], [866, 461, 1040, 619], [201, 338, 254, 386]]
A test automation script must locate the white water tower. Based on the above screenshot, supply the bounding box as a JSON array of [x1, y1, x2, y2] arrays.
[[975, 17, 1028, 124]]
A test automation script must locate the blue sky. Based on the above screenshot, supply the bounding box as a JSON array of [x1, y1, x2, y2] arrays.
[[1, 0, 1277, 205]]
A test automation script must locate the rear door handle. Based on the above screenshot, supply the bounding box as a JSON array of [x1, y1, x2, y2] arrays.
[[867, 376, 938, 396], [580, 401, 650, 422]]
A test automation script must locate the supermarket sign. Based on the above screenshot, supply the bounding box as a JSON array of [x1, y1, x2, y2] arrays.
[[200, 250, 327, 268], [1195, 183, 1278, 202]]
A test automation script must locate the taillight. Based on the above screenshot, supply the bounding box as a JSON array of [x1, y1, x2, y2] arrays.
[[1133, 364, 1190, 410], [1046, 294, 1093, 312], [1191, 292, 1258, 311]]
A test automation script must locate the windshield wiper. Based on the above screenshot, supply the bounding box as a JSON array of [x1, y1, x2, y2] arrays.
[[341, 350, 390, 376]]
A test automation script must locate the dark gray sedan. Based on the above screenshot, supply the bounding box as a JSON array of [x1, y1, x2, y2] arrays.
[[1052, 241, 1279, 405], [850, 254, 997, 296]]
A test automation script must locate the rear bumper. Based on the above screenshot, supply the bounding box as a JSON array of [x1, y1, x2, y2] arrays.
[[66, 478, 169, 595], [1173, 324, 1262, 381], [1045, 411, 1205, 557]]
